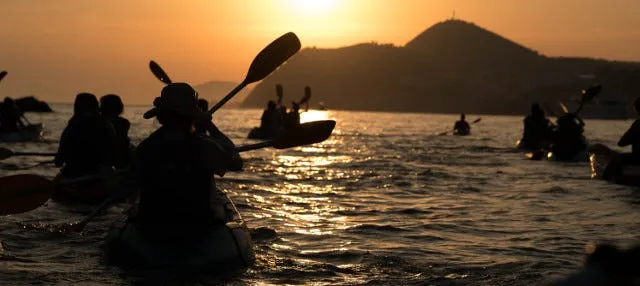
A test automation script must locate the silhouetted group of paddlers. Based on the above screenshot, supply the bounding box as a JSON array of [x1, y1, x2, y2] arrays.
[[249, 84, 311, 139]]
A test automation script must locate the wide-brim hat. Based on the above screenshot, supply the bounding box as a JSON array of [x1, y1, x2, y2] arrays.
[[143, 83, 209, 120]]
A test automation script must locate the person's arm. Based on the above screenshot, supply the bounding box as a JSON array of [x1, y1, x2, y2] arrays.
[[54, 128, 69, 167], [198, 134, 243, 176], [103, 122, 118, 167], [618, 121, 640, 147], [575, 115, 585, 128]]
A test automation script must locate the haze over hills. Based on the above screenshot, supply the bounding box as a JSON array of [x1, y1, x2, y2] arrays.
[[193, 80, 251, 107], [242, 19, 640, 115]]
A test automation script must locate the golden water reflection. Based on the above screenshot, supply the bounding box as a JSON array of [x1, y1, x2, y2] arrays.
[[300, 110, 329, 123]]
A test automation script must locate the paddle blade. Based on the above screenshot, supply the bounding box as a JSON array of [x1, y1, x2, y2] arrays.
[[299, 86, 311, 105], [0, 175, 55, 215], [273, 120, 336, 149], [149, 60, 172, 84], [244, 32, 301, 84], [472, 118, 481, 124], [0, 71, 7, 82], [0, 147, 14, 160], [582, 84, 602, 102]]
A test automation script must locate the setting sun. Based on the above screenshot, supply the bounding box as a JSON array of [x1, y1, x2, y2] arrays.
[[285, 0, 338, 16]]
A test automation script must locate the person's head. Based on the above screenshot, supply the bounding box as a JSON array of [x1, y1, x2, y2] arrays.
[[267, 100, 276, 111], [531, 103, 544, 117], [74, 93, 100, 117], [633, 97, 640, 115], [291, 101, 300, 111], [143, 83, 206, 130], [3, 97, 14, 106], [197, 98, 209, 112], [460, 113, 466, 120], [99, 94, 124, 117]]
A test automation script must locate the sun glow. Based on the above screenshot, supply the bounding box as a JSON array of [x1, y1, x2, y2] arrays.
[[300, 110, 329, 123], [286, 0, 338, 16]]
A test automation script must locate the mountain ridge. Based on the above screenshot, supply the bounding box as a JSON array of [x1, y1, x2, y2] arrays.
[[242, 19, 640, 116]]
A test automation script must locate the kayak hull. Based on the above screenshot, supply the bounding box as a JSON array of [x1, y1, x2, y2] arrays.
[[247, 127, 282, 140], [51, 173, 110, 205], [104, 189, 255, 275], [588, 144, 640, 187], [453, 129, 470, 136], [0, 124, 43, 143]]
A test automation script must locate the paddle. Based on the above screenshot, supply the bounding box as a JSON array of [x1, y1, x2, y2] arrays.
[[436, 118, 481, 136], [0, 174, 55, 216], [5, 119, 335, 228], [0, 71, 6, 83], [149, 60, 172, 85], [208, 32, 301, 115], [530, 85, 602, 160], [236, 120, 335, 152], [297, 86, 312, 112], [0, 148, 57, 161]]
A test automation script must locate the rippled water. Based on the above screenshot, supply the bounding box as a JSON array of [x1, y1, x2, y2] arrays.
[[1, 104, 640, 285]]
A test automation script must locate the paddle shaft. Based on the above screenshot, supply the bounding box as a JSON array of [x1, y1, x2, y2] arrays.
[[437, 118, 481, 135], [13, 152, 57, 157], [208, 81, 247, 115]]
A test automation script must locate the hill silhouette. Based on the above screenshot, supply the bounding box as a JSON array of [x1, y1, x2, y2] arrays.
[[242, 20, 640, 115], [193, 80, 251, 107]]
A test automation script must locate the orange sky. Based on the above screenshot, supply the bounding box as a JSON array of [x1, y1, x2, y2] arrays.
[[1, 0, 639, 104]]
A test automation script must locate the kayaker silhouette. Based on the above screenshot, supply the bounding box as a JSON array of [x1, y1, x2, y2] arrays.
[[453, 113, 471, 135], [551, 112, 586, 160], [275, 84, 287, 124], [519, 103, 555, 150], [259, 100, 285, 137], [284, 101, 301, 130], [195, 98, 238, 148], [55, 93, 117, 178], [0, 97, 26, 133], [617, 97, 640, 164], [100, 94, 132, 169], [132, 82, 242, 230]]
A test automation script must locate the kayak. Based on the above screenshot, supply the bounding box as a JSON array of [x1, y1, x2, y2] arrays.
[[453, 128, 470, 136], [515, 139, 552, 152], [105, 189, 255, 274], [546, 149, 589, 162], [247, 127, 283, 140], [588, 143, 640, 187], [51, 173, 111, 205], [0, 124, 43, 143], [526, 149, 589, 162]]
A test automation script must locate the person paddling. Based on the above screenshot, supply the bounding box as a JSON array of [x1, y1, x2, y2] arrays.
[[55, 93, 117, 177], [194, 98, 237, 148], [259, 100, 285, 137], [617, 97, 640, 164], [275, 84, 287, 124], [453, 113, 471, 135], [0, 97, 26, 133], [130, 83, 242, 232], [520, 103, 555, 150], [284, 101, 301, 130], [100, 94, 132, 169], [550, 111, 587, 160]]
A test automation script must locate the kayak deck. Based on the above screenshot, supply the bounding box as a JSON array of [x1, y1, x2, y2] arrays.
[[588, 143, 640, 186], [0, 124, 43, 143], [104, 188, 255, 275]]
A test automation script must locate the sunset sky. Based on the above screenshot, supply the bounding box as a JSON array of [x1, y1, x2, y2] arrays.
[[1, 0, 639, 104]]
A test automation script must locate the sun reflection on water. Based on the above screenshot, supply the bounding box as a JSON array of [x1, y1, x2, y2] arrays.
[[300, 110, 329, 123]]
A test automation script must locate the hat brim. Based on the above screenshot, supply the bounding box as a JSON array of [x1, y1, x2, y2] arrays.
[[143, 107, 209, 120]]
